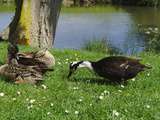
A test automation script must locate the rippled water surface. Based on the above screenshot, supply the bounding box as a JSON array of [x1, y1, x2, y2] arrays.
[[0, 6, 160, 54]]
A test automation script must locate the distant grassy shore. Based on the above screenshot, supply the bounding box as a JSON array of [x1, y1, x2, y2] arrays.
[[0, 42, 159, 120], [61, 5, 125, 13], [0, 4, 15, 12], [0, 5, 125, 13]]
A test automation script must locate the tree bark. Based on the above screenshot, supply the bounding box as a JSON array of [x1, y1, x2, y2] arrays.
[[9, 0, 62, 48]]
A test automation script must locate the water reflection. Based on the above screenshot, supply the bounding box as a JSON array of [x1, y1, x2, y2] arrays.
[[0, 13, 13, 32], [0, 6, 160, 55], [55, 12, 146, 54]]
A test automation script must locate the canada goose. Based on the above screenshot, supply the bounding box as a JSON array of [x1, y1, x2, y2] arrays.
[[68, 56, 151, 82], [0, 59, 42, 84]]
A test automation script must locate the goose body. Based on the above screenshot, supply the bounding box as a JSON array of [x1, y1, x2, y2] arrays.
[[68, 56, 151, 82]]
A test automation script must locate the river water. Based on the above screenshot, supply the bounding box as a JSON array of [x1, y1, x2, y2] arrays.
[[0, 6, 160, 54]]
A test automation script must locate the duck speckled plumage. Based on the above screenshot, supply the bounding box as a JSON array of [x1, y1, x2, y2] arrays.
[[17, 49, 55, 73], [7, 44, 55, 73], [0, 60, 42, 84]]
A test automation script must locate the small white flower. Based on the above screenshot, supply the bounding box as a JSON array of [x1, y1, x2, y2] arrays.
[[112, 110, 119, 117], [50, 103, 54, 107], [0, 92, 4, 97], [79, 99, 83, 102], [147, 73, 150, 76], [17, 91, 21, 95], [27, 105, 33, 110], [155, 28, 158, 31], [58, 62, 61, 65], [41, 84, 47, 89], [73, 87, 79, 90], [65, 110, 69, 114], [30, 99, 36, 104], [120, 85, 125, 88], [47, 112, 51, 115], [146, 105, 151, 109], [75, 111, 79, 115], [99, 95, 104, 100], [118, 90, 122, 93], [131, 78, 136, 81], [12, 98, 16, 101], [101, 93, 105, 96], [104, 90, 109, 94], [66, 58, 69, 61], [89, 103, 92, 106], [145, 31, 150, 34], [26, 98, 29, 101]]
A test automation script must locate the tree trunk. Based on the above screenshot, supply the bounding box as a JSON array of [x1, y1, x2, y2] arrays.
[[9, 0, 62, 48]]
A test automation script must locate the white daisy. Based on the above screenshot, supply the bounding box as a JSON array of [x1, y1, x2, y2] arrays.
[[50, 103, 54, 107], [0, 92, 4, 97], [30, 99, 36, 104], [75, 111, 79, 115], [17, 91, 21, 95], [12, 98, 16, 101], [47, 112, 51, 115], [79, 99, 83, 102], [73, 87, 79, 90], [41, 84, 47, 89], [112, 110, 119, 117], [65, 110, 69, 114], [146, 105, 151, 109], [99, 95, 104, 100], [120, 85, 125, 88], [118, 90, 122, 93]]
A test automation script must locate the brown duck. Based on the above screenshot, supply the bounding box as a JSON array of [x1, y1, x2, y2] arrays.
[[0, 59, 42, 84], [17, 49, 55, 73], [7, 44, 55, 73]]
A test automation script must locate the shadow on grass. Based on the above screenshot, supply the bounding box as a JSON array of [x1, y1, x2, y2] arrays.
[[68, 77, 128, 86]]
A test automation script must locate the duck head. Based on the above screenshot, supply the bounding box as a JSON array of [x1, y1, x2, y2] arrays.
[[68, 61, 93, 78], [7, 43, 19, 63]]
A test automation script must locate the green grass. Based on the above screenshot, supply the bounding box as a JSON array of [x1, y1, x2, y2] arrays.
[[0, 4, 15, 12], [82, 39, 122, 55], [0, 5, 125, 14], [0, 42, 160, 120], [61, 5, 125, 13], [0, 4, 125, 13]]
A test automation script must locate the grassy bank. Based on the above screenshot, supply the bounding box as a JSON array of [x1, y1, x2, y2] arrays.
[[0, 42, 159, 120], [0, 5, 125, 13], [61, 5, 125, 13], [0, 4, 15, 12]]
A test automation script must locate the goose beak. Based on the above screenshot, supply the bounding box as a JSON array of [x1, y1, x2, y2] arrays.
[[67, 69, 74, 78]]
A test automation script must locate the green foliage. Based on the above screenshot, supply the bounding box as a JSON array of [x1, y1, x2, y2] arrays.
[[0, 3, 15, 12], [61, 5, 124, 13], [66, 0, 160, 7], [82, 39, 122, 55], [146, 33, 160, 53], [138, 25, 160, 53], [0, 42, 159, 120]]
